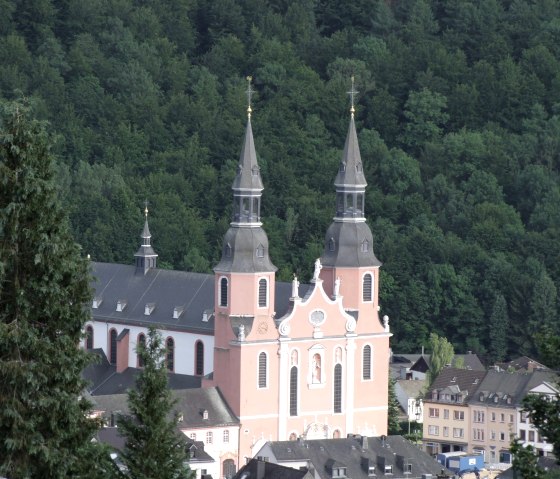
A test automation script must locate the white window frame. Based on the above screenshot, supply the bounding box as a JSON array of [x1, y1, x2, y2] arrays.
[[257, 351, 268, 389], [362, 272, 374, 303], [257, 277, 269, 308]]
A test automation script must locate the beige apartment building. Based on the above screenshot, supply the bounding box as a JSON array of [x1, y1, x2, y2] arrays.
[[423, 367, 558, 468]]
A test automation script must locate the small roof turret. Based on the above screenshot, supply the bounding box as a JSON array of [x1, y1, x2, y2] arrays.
[[134, 202, 158, 275]]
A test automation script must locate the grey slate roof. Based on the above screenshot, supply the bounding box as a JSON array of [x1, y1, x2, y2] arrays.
[[426, 367, 487, 401], [334, 116, 367, 188], [469, 370, 533, 408], [91, 387, 239, 429], [214, 226, 277, 273], [92, 262, 304, 330], [91, 262, 215, 333], [496, 356, 550, 373], [234, 459, 311, 479], [321, 221, 381, 268], [265, 435, 450, 478], [83, 349, 201, 395], [232, 118, 263, 192]]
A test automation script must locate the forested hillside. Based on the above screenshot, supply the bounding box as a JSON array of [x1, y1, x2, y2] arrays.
[[2, 0, 559, 360]]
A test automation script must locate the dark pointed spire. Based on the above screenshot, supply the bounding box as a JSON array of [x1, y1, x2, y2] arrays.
[[134, 201, 158, 274], [321, 77, 380, 268], [215, 77, 276, 273]]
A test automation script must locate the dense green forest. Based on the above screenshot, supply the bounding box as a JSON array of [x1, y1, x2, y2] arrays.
[[2, 0, 559, 361]]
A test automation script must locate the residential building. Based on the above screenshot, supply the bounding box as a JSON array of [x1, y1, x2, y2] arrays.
[[233, 459, 313, 479], [422, 367, 558, 469], [422, 368, 486, 456]]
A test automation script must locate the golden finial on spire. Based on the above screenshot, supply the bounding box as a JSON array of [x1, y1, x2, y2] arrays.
[[144, 199, 149, 219], [347, 75, 358, 118], [246, 76, 254, 119]]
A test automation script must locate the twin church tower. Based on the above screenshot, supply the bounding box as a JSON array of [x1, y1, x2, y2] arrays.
[[204, 78, 391, 459]]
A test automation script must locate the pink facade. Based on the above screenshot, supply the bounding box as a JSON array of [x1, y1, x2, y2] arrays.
[[205, 92, 391, 465]]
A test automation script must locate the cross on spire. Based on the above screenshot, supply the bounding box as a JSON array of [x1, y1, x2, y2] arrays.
[[144, 199, 149, 218], [246, 76, 254, 118], [347, 76, 358, 117]]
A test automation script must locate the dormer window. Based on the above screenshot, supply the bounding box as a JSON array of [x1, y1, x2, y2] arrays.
[[116, 300, 127, 312], [225, 243, 232, 258], [173, 306, 184, 319], [368, 466, 376, 477], [202, 409, 209, 420], [144, 303, 155, 315], [251, 166, 259, 176], [328, 237, 335, 252], [384, 465, 393, 474], [356, 162, 363, 172], [92, 297, 103, 309], [339, 163, 346, 172], [333, 467, 347, 478], [361, 239, 369, 253], [256, 244, 264, 258]]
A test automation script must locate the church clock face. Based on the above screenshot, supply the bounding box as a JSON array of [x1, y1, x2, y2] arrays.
[[257, 321, 268, 334]]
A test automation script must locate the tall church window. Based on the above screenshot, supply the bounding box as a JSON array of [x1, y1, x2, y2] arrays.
[[137, 333, 146, 367], [258, 278, 267, 307], [166, 337, 174, 372], [363, 273, 373, 302], [334, 364, 342, 413], [290, 366, 298, 416], [195, 340, 204, 376], [219, 277, 228, 307], [85, 325, 94, 350], [363, 345, 372, 380], [258, 352, 267, 388], [109, 329, 117, 365]]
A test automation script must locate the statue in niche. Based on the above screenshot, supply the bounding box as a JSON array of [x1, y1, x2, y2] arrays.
[[313, 258, 322, 281], [312, 353, 321, 383], [238, 324, 245, 341], [291, 274, 300, 298], [334, 276, 341, 297]]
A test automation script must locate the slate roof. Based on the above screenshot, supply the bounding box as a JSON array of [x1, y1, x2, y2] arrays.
[[91, 387, 239, 429], [91, 262, 303, 331], [83, 349, 201, 395], [496, 356, 550, 373], [469, 370, 533, 408], [264, 435, 451, 478], [497, 456, 560, 478], [426, 368, 487, 402], [96, 427, 215, 462], [232, 118, 263, 192], [334, 116, 367, 188], [234, 459, 311, 479], [396, 378, 427, 398]]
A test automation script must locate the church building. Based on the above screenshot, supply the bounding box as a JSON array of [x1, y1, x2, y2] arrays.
[[85, 80, 391, 465]]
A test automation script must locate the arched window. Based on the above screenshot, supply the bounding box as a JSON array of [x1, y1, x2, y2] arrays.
[[85, 325, 94, 350], [258, 352, 267, 388], [223, 459, 236, 479], [363, 273, 373, 302], [333, 429, 341, 439], [109, 329, 117, 365], [363, 345, 372, 380], [219, 277, 228, 307], [258, 278, 267, 307], [195, 340, 204, 376], [166, 337, 174, 372], [137, 333, 146, 368], [290, 366, 298, 416], [334, 364, 342, 413]]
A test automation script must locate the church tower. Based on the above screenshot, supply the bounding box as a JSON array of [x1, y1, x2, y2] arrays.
[[211, 78, 278, 428], [319, 78, 383, 335], [134, 203, 158, 275]]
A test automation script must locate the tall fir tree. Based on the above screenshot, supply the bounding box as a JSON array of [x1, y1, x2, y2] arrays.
[[119, 327, 193, 479], [387, 377, 402, 435], [0, 100, 111, 477]]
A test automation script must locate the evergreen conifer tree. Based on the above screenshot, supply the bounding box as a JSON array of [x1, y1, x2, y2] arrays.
[[0, 100, 110, 477], [119, 327, 193, 479], [489, 294, 508, 363], [387, 377, 401, 435]]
